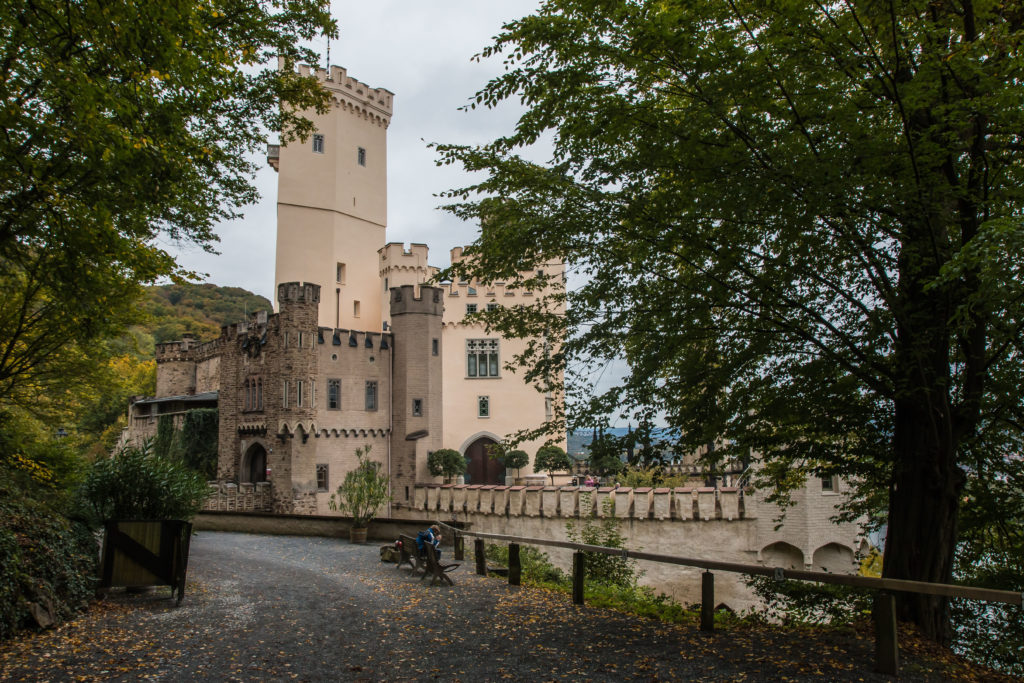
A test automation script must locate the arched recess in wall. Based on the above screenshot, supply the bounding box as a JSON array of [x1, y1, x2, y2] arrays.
[[459, 431, 504, 485], [241, 443, 268, 484], [811, 542, 855, 573], [760, 541, 805, 569]]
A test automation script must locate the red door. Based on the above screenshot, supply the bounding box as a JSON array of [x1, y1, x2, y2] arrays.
[[464, 438, 504, 485]]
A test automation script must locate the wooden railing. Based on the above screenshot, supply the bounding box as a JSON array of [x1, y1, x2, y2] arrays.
[[439, 522, 1022, 676]]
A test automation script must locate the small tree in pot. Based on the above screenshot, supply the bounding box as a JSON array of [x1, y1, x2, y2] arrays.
[[502, 449, 530, 483], [329, 445, 390, 543], [427, 448, 467, 484], [534, 445, 572, 485]]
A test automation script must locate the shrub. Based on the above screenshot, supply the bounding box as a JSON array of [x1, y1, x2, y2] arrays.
[[566, 493, 640, 589], [328, 445, 390, 527], [744, 575, 873, 626], [78, 440, 209, 523], [427, 448, 467, 482], [485, 543, 565, 585], [0, 470, 96, 641], [502, 449, 529, 477], [534, 445, 572, 483]]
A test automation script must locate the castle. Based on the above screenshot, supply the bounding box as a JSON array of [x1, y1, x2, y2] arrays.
[[125, 63, 564, 517], [123, 64, 866, 598]]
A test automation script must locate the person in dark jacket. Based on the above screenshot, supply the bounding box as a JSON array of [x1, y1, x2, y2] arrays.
[[416, 524, 442, 560]]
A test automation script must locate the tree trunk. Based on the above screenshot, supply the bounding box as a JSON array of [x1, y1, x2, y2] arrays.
[[884, 390, 964, 644]]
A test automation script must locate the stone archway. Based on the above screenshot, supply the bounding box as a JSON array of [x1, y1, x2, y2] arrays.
[[241, 443, 267, 483], [463, 436, 504, 485]]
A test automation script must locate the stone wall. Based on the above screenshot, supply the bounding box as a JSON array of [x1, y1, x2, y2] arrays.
[[399, 483, 863, 611], [202, 482, 274, 513]]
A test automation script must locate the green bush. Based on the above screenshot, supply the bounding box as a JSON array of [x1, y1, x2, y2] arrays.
[[328, 445, 390, 527], [534, 445, 572, 483], [744, 575, 873, 626], [485, 543, 565, 584], [78, 440, 209, 523], [0, 471, 96, 641], [566, 493, 640, 589], [427, 448, 467, 481]]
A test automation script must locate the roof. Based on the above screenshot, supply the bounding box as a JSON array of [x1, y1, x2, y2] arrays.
[[132, 391, 219, 406]]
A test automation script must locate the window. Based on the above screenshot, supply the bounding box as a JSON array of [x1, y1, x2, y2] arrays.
[[478, 396, 490, 418], [486, 303, 499, 312], [545, 396, 553, 420], [384, 277, 388, 291], [431, 339, 439, 356], [820, 475, 838, 492], [353, 300, 361, 317], [282, 380, 289, 408], [316, 464, 328, 492], [283, 330, 290, 348], [256, 379, 263, 410], [297, 380, 304, 408], [312, 134, 324, 154], [466, 338, 500, 378], [467, 286, 477, 296], [327, 379, 341, 410], [298, 331, 304, 348], [412, 399, 423, 417], [466, 303, 477, 314], [336, 262, 346, 284], [365, 381, 378, 411], [357, 147, 366, 166]]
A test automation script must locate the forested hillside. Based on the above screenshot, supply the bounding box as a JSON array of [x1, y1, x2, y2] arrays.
[[144, 283, 272, 345]]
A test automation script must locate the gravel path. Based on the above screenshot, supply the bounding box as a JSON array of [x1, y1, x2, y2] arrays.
[[0, 531, 996, 681]]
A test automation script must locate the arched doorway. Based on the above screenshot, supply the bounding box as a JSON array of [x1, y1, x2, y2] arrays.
[[463, 437, 504, 485], [242, 443, 267, 483]]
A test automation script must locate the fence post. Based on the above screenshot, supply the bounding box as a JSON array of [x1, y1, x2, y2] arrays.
[[508, 543, 521, 586], [701, 571, 715, 632], [454, 534, 464, 561], [572, 551, 586, 605], [474, 539, 487, 576], [874, 592, 899, 675]]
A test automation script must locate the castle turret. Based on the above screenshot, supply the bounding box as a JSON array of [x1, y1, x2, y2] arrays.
[[154, 334, 199, 397], [388, 285, 444, 503], [273, 63, 393, 331]]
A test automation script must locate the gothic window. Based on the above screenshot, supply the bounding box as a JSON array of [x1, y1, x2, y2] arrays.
[[312, 134, 324, 154], [365, 381, 378, 411], [357, 147, 366, 166], [466, 339, 499, 378], [328, 379, 340, 410], [316, 464, 329, 492], [412, 399, 423, 417], [478, 396, 490, 418]]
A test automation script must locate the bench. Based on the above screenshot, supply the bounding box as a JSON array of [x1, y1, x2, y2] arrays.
[[421, 545, 460, 586], [397, 534, 427, 576]]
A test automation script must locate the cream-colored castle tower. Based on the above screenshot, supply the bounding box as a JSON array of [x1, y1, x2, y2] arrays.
[[271, 63, 393, 331]]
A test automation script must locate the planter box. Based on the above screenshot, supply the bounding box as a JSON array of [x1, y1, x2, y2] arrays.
[[99, 520, 193, 605]]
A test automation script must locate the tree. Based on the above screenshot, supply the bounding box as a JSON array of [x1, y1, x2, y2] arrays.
[[503, 449, 530, 479], [0, 0, 334, 410], [436, 0, 1024, 643], [534, 445, 571, 484], [328, 446, 390, 530], [427, 448, 467, 483]]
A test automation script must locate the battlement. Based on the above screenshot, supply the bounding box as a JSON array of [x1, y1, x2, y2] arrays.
[[390, 284, 443, 317], [380, 241, 429, 265], [287, 60, 394, 120], [278, 282, 321, 305]]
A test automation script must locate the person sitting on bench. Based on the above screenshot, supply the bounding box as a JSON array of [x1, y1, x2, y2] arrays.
[[415, 525, 441, 560]]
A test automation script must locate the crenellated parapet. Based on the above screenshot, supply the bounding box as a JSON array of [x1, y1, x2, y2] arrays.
[[286, 60, 394, 125], [390, 284, 443, 317], [410, 484, 748, 521]]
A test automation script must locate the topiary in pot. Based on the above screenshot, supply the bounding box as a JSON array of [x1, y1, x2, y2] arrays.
[[503, 449, 530, 482], [329, 445, 390, 543], [427, 448, 467, 484], [534, 445, 572, 485]]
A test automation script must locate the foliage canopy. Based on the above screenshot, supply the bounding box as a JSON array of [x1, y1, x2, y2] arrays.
[[328, 446, 391, 527], [436, 0, 1024, 643]]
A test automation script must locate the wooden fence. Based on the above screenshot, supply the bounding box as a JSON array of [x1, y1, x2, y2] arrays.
[[439, 522, 1022, 676]]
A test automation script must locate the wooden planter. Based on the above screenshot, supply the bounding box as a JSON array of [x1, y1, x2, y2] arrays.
[[99, 520, 193, 605], [350, 527, 368, 544]]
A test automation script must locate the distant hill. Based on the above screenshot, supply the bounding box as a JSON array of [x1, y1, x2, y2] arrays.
[[139, 283, 273, 345]]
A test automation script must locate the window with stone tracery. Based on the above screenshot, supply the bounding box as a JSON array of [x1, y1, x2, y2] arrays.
[[466, 339, 499, 378]]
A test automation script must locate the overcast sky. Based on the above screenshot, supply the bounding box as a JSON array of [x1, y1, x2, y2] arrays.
[[169, 0, 542, 301]]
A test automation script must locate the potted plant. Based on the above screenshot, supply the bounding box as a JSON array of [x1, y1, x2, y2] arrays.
[[329, 445, 391, 543], [534, 445, 572, 485], [427, 448, 467, 484], [503, 449, 530, 484]]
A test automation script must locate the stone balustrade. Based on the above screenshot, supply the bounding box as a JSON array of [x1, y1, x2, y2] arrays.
[[202, 481, 273, 513], [411, 484, 748, 521]]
